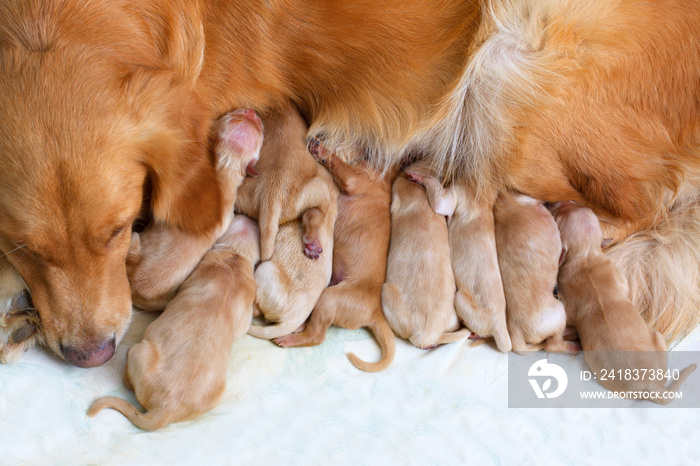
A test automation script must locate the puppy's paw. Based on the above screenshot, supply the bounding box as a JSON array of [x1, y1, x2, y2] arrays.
[[468, 332, 483, 340], [302, 236, 323, 260], [273, 335, 295, 348]]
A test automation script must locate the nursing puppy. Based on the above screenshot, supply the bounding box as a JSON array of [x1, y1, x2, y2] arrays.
[[235, 104, 338, 262], [420, 178, 511, 352], [127, 109, 263, 311], [274, 140, 397, 372], [552, 201, 696, 403], [248, 201, 337, 340], [494, 193, 573, 353], [88, 215, 260, 430], [382, 163, 468, 349]]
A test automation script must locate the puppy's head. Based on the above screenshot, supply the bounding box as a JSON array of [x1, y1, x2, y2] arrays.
[[550, 201, 604, 260], [0, 2, 215, 366]]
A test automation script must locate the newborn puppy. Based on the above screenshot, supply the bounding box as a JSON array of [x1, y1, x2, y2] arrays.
[[235, 103, 337, 262], [248, 194, 337, 339], [274, 140, 397, 372], [127, 109, 263, 310], [418, 177, 511, 352], [0, 257, 43, 363], [88, 215, 260, 429], [494, 193, 573, 353], [553, 201, 696, 403], [382, 163, 468, 349]]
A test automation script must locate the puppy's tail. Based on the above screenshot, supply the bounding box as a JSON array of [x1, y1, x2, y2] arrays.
[[347, 310, 396, 373], [88, 396, 169, 431], [666, 364, 697, 392], [650, 363, 697, 405]]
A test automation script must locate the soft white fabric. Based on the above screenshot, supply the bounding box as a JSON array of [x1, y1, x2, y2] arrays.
[[1, 310, 698, 465]]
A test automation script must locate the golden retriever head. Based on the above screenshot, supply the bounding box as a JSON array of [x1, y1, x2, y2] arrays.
[[0, 1, 216, 366]]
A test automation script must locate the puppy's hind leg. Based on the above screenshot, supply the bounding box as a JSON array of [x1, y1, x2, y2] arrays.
[[434, 328, 471, 346], [308, 138, 363, 194], [544, 333, 581, 353], [273, 294, 334, 348], [302, 207, 325, 260]]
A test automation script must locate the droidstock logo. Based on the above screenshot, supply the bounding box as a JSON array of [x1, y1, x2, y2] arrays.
[[528, 359, 568, 399]]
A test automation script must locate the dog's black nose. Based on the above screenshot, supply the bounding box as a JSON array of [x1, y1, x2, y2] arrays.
[[61, 337, 116, 368]]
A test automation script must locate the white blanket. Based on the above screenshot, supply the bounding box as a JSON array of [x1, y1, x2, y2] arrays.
[[1, 310, 698, 465]]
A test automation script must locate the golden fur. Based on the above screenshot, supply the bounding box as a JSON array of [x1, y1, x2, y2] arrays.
[[494, 193, 574, 353], [127, 109, 263, 311], [429, 180, 511, 352], [0, 0, 698, 364], [553, 201, 696, 404], [274, 140, 397, 372], [234, 103, 336, 262], [238, 106, 339, 340], [0, 257, 42, 363], [249, 211, 337, 340], [382, 167, 468, 349], [88, 215, 260, 429]]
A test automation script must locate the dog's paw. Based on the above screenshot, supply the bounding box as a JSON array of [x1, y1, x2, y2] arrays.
[[0, 290, 43, 364], [302, 236, 323, 260]]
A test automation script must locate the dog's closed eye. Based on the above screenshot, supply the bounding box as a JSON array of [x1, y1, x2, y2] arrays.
[[106, 223, 131, 246]]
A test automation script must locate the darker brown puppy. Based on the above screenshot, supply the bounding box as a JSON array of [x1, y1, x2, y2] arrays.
[[552, 201, 696, 404]]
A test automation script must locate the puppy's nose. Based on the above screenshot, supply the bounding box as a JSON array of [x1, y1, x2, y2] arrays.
[[61, 337, 116, 368]]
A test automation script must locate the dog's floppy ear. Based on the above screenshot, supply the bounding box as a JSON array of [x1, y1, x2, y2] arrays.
[[140, 128, 222, 236]]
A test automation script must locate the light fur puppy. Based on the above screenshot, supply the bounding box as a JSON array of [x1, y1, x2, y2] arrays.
[[418, 176, 511, 352], [249, 197, 337, 340], [274, 140, 397, 372], [127, 109, 263, 311], [494, 193, 573, 353], [552, 201, 696, 404], [235, 103, 338, 262], [382, 165, 468, 349], [88, 215, 260, 429]]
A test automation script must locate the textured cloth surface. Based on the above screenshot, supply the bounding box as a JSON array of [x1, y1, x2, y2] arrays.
[[1, 310, 698, 465]]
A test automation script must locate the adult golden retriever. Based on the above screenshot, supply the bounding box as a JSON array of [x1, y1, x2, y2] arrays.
[[0, 0, 698, 366]]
